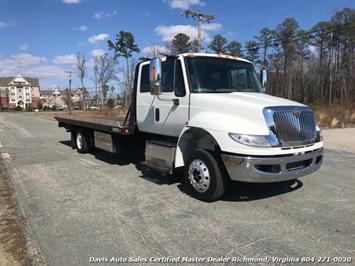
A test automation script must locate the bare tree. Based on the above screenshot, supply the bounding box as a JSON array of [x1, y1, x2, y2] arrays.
[[76, 52, 87, 109], [93, 53, 119, 108]]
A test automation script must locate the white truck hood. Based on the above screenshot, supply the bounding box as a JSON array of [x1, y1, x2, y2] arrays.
[[189, 92, 305, 135], [191, 92, 304, 119]]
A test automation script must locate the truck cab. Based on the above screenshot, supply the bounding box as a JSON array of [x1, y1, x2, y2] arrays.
[[138, 53, 323, 201]]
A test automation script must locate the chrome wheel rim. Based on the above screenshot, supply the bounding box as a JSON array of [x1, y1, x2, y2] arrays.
[[76, 133, 83, 149], [188, 159, 210, 193]]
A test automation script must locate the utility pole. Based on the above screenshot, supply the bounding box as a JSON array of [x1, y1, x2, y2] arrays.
[[64, 70, 75, 115], [181, 9, 215, 53]]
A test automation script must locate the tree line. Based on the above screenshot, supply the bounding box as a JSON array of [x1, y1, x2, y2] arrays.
[[167, 7, 355, 107], [77, 7, 354, 109]]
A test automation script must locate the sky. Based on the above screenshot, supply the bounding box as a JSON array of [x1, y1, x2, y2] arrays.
[[0, 0, 354, 95]]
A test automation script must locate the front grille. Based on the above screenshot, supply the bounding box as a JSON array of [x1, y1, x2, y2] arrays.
[[273, 110, 316, 145], [263, 106, 317, 147]]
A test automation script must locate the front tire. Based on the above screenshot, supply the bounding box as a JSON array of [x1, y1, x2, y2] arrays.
[[185, 149, 226, 202]]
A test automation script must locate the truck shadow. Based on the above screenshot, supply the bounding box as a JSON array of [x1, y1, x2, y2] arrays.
[[220, 180, 303, 202], [59, 142, 303, 202]]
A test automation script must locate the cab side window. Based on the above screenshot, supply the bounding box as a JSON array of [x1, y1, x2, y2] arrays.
[[174, 60, 186, 97], [162, 61, 174, 93], [140, 60, 186, 96], [140, 64, 150, 93], [162, 60, 186, 97]]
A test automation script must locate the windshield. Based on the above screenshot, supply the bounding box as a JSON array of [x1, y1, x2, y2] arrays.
[[186, 56, 263, 93]]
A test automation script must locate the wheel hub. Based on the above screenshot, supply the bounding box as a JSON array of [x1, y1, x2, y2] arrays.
[[188, 159, 210, 193]]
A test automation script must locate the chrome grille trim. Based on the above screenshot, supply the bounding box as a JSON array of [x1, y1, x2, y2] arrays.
[[263, 106, 317, 147]]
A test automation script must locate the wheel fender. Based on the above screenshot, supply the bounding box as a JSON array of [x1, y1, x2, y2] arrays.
[[175, 126, 220, 168]]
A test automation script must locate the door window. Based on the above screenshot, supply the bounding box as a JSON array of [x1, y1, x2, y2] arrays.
[[139, 60, 186, 97]]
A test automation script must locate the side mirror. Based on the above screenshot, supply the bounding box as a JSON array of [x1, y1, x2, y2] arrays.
[[261, 69, 267, 92], [254, 64, 267, 93], [149, 58, 162, 95]]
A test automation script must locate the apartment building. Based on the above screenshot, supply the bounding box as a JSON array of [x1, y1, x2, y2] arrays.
[[39, 88, 84, 109], [0, 75, 40, 109]]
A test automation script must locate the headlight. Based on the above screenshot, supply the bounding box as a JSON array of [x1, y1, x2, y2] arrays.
[[316, 129, 323, 142], [229, 133, 272, 147]]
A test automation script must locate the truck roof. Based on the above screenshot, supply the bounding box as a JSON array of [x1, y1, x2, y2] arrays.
[[140, 53, 253, 64], [181, 53, 252, 63]]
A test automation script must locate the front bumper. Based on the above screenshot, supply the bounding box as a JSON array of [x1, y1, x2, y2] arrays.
[[221, 148, 323, 183]]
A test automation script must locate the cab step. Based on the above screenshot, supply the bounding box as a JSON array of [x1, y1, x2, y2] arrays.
[[141, 140, 176, 175]]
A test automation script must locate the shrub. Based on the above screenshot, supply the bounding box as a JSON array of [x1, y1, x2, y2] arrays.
[[13, 106, 23, 111]]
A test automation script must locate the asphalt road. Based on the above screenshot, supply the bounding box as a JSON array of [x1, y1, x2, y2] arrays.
[[0, 112, 354, 266]]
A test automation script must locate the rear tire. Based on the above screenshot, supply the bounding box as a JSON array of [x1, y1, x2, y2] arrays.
[[76, 129, 92, 153], [185, 149, 226, 202]]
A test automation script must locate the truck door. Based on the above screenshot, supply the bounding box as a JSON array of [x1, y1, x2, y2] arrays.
[[137, 59, 189, 137]]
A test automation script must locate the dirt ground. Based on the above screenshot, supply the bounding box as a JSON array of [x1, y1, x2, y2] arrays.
[[0, 156, 28, 266], [0, 156, 46, 266], [0, 110, 114, 266]]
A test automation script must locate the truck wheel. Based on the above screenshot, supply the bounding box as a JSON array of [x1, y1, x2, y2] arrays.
[[185, 149, 226, 202], [76, 129, 90, 153]]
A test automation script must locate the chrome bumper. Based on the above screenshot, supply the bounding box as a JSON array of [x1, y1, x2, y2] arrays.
[[221, 148, 323, 183]]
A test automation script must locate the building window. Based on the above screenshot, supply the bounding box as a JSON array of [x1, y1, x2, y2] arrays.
[[26, 99, 30, 102], [19, 89, 22, 92], [11, 99, 16, 102], [25, 87, 29, 90], [19, 96, 22, 99], [11, 93, 15, 96], [26, 93, 30, 96], [11, 86, 15, 90]]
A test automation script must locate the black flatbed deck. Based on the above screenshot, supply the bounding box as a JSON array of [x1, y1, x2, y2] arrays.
[[54, 114, 135, 135]]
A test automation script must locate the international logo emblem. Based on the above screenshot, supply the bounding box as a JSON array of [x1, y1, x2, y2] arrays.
[[294, 108, 301, 118]]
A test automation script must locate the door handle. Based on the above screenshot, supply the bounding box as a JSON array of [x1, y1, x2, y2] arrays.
[[155, 108, 160, 121]]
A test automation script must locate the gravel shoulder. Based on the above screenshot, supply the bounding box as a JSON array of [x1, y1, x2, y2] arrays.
[[322, 128, 355, 154], [0, 155, 28, 266], [0, 155, 46, 266]]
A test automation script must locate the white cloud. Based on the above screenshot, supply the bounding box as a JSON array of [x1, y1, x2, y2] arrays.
[[53, 54, 77, 64], [72, 25, 88, 31], [155, 25, 197, 42], [93, 11, 117, 19], [11, 53, 46, 65], [90, 49, 107, 57], [0, 53, 65, 80], [88, 33, 110, 44], [62, 0, 81, 4], [19, 44, 28, 51], [309, 45, 318, 54], [0, 18, 16, 29], [142, 45, 171, 57], [164, 0, 206, 9], [79, 25, 88, 31], [154, 23, 222, 43]]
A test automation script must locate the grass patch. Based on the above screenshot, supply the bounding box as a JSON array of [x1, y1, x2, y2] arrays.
[[313, 105, 355, 129]]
